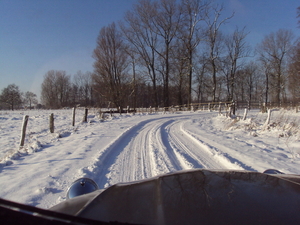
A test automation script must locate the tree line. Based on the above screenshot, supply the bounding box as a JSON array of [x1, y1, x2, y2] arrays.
[[91, 0, 299, 110], [2, 0, 299, 110], [0, 84, 38, 110], [88, 0, 299, 110]]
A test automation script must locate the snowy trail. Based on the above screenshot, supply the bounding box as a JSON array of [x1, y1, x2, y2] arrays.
[[167, 120, 226, 169], [80, 114, 243, 189], [183, 126, 255, 170], [102, 118, 183, 187], [80, 117, 184, 189]]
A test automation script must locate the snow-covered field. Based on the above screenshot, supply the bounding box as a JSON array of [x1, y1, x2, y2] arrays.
[[0, 108, 300, 209]]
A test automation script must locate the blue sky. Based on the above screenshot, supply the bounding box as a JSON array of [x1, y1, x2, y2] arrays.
[[0, 0, 299, 100]]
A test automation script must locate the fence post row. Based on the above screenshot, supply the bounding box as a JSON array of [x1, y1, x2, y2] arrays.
[[16, 101, 278, 149]]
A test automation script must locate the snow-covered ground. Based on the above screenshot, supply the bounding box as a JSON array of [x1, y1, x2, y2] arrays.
[[0, 108, 299, 209]]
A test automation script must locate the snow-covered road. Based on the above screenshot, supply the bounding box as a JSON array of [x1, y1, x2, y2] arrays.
[[0, 109, 299, 208], [78, 113, 245, 191]]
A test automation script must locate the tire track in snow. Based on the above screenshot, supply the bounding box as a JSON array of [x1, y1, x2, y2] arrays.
[[159, 120, 204, 170], [79, 119, 155, 189], [165, 120, 239, 170], [100, 118, 184, 188], [180, 121, 252, 170], [79, 117, 183, 189], [80, 114, 244, 189]]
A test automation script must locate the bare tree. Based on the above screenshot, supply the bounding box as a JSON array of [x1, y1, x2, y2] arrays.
[[288, 42, 300, 103], [41, 71, 56, 108], [93, 22, 130, 109], [0, 84, 23, 110], [223, 27, 250, 101], [204, 4, 234, 102], [179, 0, 208, 108], [56, 72, 71, 107], [122, 0, 239, 107], [122, 0, 183, 108], [257, 29, 296, 105], [73, 71, 93, 106], [127, 50, 137, 111], [234, 62, 259, 108], [121, 0, 160, 108], [73, 71, 84, 104], [24, 91, 38, 109], [41, 70, 71, 108], [170, 39, 189, 106], [151, 0, 182, 108], [194, 54, 210, 102], [258, 57, 272, 106]]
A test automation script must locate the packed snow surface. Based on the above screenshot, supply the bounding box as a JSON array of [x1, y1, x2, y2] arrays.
[[0, 108, 299, 209]]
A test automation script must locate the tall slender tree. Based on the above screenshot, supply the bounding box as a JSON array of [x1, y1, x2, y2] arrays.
[[73, 71, 93, 106], [180, 0, 208, 108], [93, 22, 130, 109], [288, 42, 300, 103], [151, 0, 182, 108], [204, 4, 233, 102], [223, 27, 250, 101], [121, 0, 160, 108]]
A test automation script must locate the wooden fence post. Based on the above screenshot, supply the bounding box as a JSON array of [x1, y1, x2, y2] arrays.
[[98, 108, 102, 119], [20, 115, 29, 147], [83, 108, 88, 122], [72, 107, 76, 126], [228, 106, 232, 117], [232, 100, 236, 115], [49, 113, 54, 133], [243, 108, 248, 120], [264, 109, 272, 126]]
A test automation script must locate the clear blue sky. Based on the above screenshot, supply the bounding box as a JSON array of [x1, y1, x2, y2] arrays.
[[1, 0, 299, 100]]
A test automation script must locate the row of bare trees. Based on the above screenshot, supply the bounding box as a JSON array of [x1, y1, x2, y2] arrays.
[[40, 0, 299, 110], [0, 84, 38, 110], [257, 29, 298, 106], [91, 0, 247, 110], [41, 70, 93, 108]]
